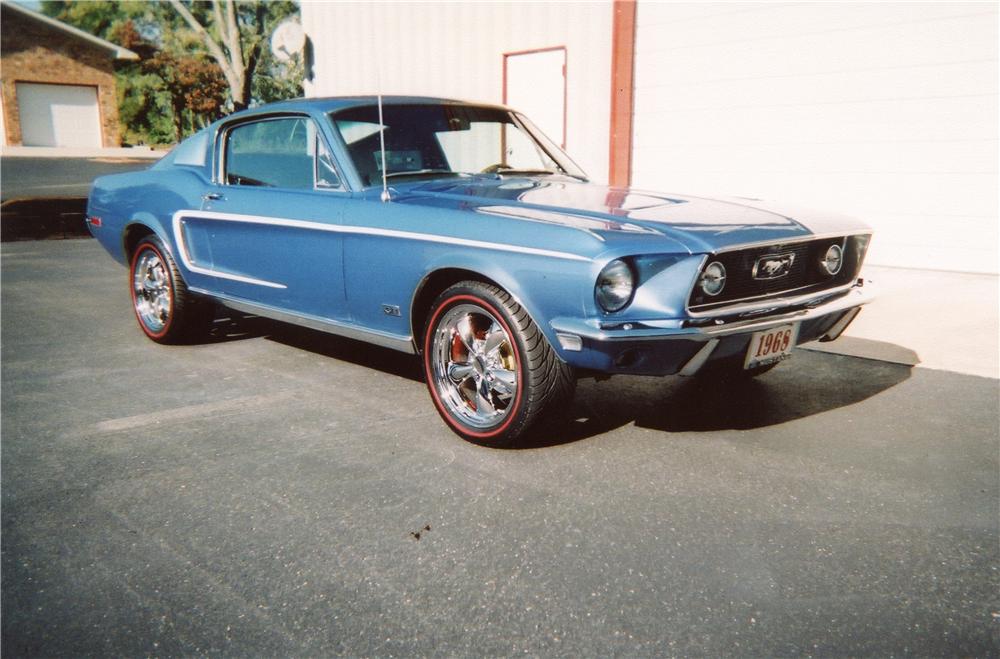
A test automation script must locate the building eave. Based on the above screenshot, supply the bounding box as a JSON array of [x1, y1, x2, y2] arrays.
[[1, 1, 139, 61]]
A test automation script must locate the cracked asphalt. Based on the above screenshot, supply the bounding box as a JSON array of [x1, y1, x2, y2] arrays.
[[2, 240, 998, 656]]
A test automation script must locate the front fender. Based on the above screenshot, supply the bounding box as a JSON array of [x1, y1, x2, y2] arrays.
[[415, 250, 593, 361]]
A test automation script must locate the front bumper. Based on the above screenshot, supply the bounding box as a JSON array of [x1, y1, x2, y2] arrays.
[[550, 279, 874, 376]]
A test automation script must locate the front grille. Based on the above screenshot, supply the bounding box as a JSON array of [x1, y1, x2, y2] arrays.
[[688, 236, 862, 311]]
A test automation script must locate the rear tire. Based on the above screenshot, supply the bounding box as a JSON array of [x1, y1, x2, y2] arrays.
[[423, 281, 575, 446], [129, 235, 212, 344]]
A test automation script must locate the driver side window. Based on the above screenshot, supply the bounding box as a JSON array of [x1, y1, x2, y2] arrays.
[[224, 116, 342, 191]]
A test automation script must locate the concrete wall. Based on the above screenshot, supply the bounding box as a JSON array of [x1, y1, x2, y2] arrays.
[[301, 1, 614, 183], [632, 2, 999, 273], [0, 4, 124, 148]]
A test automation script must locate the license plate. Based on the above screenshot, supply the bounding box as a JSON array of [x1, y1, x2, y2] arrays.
[[744, 324, 799, 370]]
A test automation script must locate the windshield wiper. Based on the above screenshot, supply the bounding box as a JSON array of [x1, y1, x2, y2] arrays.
[[489, 168, 588, 182], [384, 169, 459, 180]]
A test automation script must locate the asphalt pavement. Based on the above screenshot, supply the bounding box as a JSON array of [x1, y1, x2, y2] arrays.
[[2, 240, 998, 656], [0, 156, 153, 202], [1, 156, 157, 242]]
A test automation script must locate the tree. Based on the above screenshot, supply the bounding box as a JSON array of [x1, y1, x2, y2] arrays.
[[41, 0, 127, 37], [41, 0, 302, 144], [107, 18, 178, 144], [252, 34, 305, 106], [146, 50, 228, 140], [167, 0, 299, 112], [41, 0, 171, 50]]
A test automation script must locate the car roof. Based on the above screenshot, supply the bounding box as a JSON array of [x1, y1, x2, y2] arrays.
[[231, 95, 514, 118]]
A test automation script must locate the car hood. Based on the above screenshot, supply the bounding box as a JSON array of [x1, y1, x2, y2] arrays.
[[397, 176, 870, 253]]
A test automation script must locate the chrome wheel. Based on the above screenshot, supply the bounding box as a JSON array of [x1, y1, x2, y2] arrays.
[[423, 281, 576, 445], [132, 248, 172, 334], [430, 303, 519, 430]]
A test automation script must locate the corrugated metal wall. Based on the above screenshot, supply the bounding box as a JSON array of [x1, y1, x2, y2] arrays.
[[632, 2, 999, 273], [301, 1, 613, 182]]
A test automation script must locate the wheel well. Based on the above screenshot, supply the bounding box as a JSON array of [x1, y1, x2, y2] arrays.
[[122, 224, 155, 261], [411, 268, 503, 351]]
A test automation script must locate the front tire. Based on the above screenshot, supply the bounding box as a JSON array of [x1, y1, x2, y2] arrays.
[[423, 281, 574, 446], [129, 235, 212, 344]]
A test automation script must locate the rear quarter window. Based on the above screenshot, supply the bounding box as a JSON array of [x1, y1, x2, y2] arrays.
[[153, 130, 209, 169]]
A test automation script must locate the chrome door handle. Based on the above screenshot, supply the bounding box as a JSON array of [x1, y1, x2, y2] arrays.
[[202, 192, 224, 201]]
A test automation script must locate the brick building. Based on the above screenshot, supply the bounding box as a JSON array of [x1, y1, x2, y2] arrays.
[[1, 1, 137, 148]]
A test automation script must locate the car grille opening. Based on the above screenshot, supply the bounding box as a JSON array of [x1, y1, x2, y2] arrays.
[[688, 236, 866, 312]]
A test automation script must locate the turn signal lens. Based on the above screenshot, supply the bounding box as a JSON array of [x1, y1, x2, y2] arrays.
[[699, 261, 726, 296], [595, 259, 634, 312], [821, 244, 843, 275]]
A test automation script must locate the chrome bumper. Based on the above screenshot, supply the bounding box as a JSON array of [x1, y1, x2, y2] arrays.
[[551, 279, 874, 346]]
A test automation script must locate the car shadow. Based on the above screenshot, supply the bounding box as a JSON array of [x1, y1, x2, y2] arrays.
[[518, 348, 913, 448], [196, 310, 424, 376], [202, 311, 276, 343], [232, 313, 426, 381], [197, 311, 913, 448]]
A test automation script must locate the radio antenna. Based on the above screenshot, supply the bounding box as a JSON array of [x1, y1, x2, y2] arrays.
[[377, 91, 390, 202]]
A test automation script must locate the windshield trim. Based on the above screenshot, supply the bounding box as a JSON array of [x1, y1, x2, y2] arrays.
[[327, 102, 588, 188], [508, 112, 588, 181]]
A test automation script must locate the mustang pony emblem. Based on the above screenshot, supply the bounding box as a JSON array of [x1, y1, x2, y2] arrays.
[[753, 253, 795, 280]]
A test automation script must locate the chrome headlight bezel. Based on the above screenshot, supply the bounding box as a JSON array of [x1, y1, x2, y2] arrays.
[[595, 259, 635, 313], [820, 244, 844, 276], [699, 261, 727, 297]]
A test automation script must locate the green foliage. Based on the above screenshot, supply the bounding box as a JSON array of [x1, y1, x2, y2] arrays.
[[253, 42, 304, 106], [41, 0, 122, 36], [243, 1, 303, 105], [115, 68, 175, 145], [40, 0, 303, 145]]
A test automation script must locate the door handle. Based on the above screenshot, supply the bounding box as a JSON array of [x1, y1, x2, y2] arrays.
[[202, 192, 224, 201]]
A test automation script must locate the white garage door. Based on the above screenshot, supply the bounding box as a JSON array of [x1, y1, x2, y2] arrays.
[[632, 3, 998, 274], [16, 82, 102, 148]]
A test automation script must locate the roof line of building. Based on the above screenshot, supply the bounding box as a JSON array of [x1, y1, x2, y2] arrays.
[[1, 0, 139, 61]]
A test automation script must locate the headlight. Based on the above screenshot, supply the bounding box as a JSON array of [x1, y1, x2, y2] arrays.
[[595, 259, 634, 312], [820, 244, 843, 275], [699, 261, 726, 296]]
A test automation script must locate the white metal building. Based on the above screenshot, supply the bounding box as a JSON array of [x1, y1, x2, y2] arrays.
[[302, 1, 998, 274]]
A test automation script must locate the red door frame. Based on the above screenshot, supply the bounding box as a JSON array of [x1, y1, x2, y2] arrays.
[[502, 45, 568, 149]]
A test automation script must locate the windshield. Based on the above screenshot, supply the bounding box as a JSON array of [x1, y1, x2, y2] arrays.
[[329, 103, 587, 187]]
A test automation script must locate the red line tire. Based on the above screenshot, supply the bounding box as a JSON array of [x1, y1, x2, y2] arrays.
[[423, 281, 575, 446], [129, 235, 212, 344]]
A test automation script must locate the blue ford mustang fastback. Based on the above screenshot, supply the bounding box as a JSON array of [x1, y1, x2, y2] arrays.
[[87, 96, 873, 445]]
